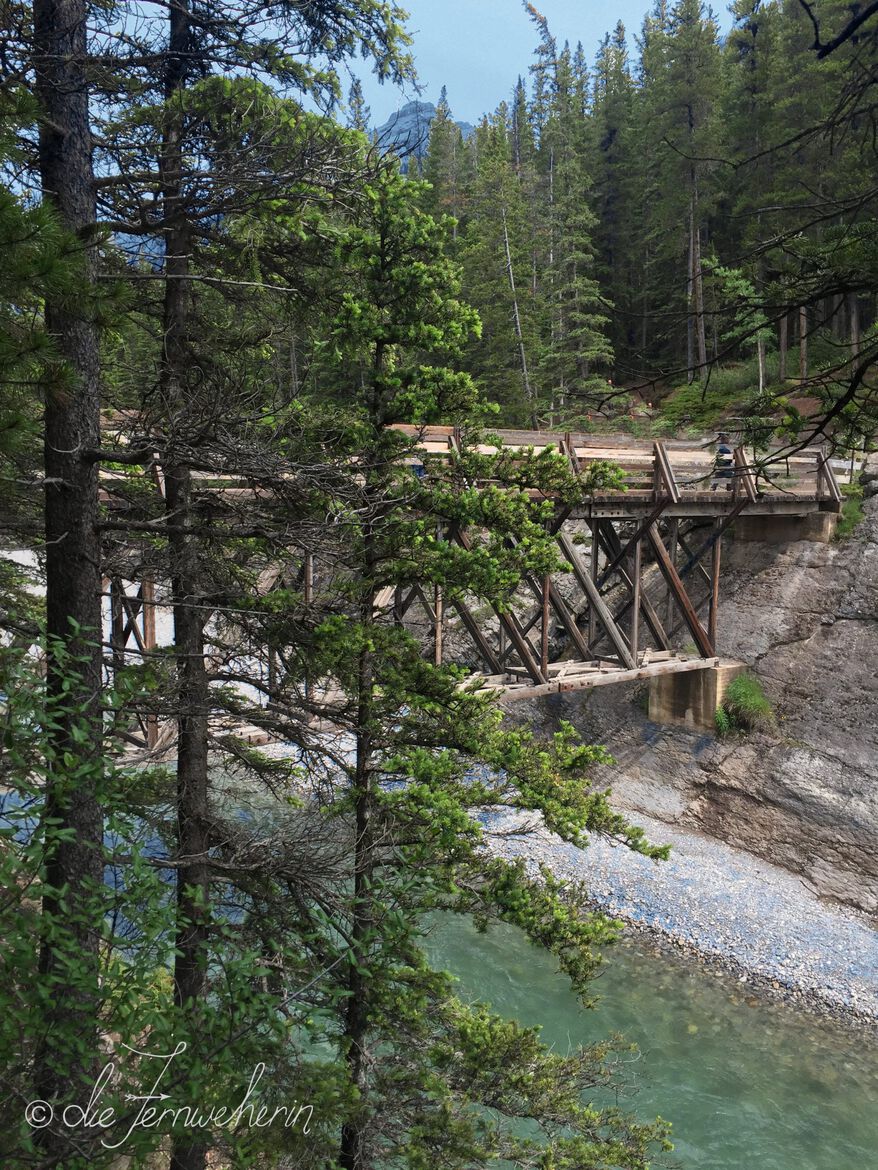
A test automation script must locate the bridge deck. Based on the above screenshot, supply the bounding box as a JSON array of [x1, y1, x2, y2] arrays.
[[394, 425, 846, 516], [479, 651, 720, 701], [97, 422, 845, 751]]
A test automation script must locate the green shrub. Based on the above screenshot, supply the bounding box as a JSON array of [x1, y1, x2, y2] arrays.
[[835, 482, 865, 541], [719, 673, 774, 732], [714, 706, 732, 736]]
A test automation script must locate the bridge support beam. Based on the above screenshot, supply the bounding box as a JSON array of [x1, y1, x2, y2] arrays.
[[732, 512, 837, 544], [648, 659, 746, 732]]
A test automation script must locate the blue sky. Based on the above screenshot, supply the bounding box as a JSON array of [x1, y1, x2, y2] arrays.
[[354, 0, 686, 125]]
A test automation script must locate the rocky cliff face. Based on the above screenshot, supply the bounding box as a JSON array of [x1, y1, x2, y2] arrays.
[[375, 100, 474, 169], [525, 495, 878, 918]]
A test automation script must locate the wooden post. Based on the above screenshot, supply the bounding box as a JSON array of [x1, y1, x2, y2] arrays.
[[708, 523, 722, 648], [541, 574, 550, 678], [647, 524, 715, 658], [588, 519, 599, 649], [665, 519, 679, 629], [630, 537, 641, 665]]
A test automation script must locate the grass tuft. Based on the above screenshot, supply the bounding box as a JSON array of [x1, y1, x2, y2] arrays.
[[835, 482, 865, 541], [718, 673, 774, 733]]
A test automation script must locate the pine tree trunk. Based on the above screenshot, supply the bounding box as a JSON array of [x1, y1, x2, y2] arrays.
[[799, 305, 808, 382], [687, 202, 696, 383], [33, 0, 104, 1141], [692, 190, 708, 375], [849, 293, 861, 357], [166, 457, 211, 1170], [778, 312, 788, 382], [159, 6, 211, 1170], [757, 337, 766, 394], [338, 496, 381, 1170], [338, 669, 374, 1170]]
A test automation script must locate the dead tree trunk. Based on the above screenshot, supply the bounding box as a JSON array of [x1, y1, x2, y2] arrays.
[[502, 206, 536, 427], [33, 0, 104, 1140]]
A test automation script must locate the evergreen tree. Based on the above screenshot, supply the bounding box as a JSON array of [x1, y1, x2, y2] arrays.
[[423, 85, 467, 238]]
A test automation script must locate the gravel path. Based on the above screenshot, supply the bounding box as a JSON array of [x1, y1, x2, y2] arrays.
[[484, 808, 878, 1025]]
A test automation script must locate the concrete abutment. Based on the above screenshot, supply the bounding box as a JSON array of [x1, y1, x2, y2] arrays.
[[648, 660, 747, 732], [732, 511, 837, 544]]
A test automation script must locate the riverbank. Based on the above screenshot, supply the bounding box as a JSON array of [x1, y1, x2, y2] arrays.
[[483, 806, 878, 1028]]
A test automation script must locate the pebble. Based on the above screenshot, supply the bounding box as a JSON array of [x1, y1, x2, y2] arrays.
[[484, 806, 878, 1028]]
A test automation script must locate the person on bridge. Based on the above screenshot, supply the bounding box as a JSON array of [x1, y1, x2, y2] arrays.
[[712, 433, 734, 491]]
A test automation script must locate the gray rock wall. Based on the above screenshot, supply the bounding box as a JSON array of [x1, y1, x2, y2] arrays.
[[523, 496, 878, 918]]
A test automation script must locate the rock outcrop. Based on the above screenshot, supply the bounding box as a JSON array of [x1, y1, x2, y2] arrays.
[[375, 100, 473, 169], [524, 494, 878, 918]]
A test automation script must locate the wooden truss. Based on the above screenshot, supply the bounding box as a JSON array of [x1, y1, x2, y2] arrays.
[[98, 430, 845, 727]]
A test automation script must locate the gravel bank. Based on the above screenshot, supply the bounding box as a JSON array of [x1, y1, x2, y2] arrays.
[[484, 807, 878, 1026]]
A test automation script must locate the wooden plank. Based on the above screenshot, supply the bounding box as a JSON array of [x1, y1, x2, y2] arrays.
[[734, 446, 759, 502], [709, 523, 722, 648], [677, 499, 749, 579], [118, 588, 148, 655], [449, 596, 504, 675], [817, 449, 843, 504], [647, 523, 715, 658], [541, 574, 550, 678], [675, 528, 713, 588], [588, 521, 598, 648], [595, 499, 669, 589], [520, 572, 593, 662], [493, 655, 721, 701], [654, 440, 681, 503], [595, 521, 672, 651], [453, 529, 547, 682], [665, 519, 679, 628], [556, 531, 636, 669], [631, 536, 642, 662]]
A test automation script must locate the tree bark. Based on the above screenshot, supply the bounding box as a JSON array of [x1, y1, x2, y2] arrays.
[[799, 304, 808, 382], [849, 292, 861, 357], [778, 312, 788, 382], [158, 6, 211, 1170], [338, 665, 374, 1170], [692, 198, 708, 375], [686, 200, 695, 383], [33, 0, 104, 1142]]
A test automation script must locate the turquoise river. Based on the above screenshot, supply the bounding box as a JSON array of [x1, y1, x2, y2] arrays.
[[425, 915, 878, 1170]]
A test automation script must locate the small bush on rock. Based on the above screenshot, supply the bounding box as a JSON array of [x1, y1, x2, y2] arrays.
[[717, 673, 774, 733], [835, 482, 865, 541]]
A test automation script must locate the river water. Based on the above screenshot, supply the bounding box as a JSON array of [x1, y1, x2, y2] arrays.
[[425, 915, 878, 1170]]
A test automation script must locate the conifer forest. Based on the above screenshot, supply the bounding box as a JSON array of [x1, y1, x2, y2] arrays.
[[0, 1, 876, 1168]]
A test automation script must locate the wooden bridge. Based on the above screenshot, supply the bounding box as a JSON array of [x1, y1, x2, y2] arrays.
[[99, 426, 845, 750], [382, 426, 845, 700]]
